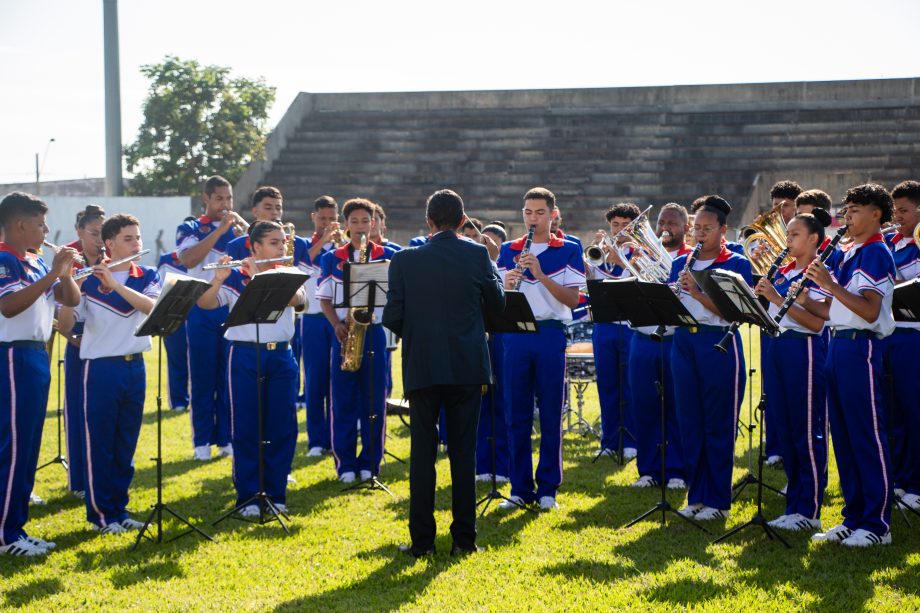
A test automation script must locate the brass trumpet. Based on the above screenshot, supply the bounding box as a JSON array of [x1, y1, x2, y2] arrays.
[[584, 235, 615, 268], [223, 211, 250, 237]]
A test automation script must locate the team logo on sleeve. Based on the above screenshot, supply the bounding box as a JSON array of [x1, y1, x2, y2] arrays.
[[774, 275, 786, 285], [0, 264, 10, 278], [201, 226, 211, 235]]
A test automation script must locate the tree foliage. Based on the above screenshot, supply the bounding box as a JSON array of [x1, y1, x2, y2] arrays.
[[124, 55, 275, 196]]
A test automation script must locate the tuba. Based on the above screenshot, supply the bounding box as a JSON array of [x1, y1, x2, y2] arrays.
[[617, 206, 673, 284], [340, 234, 372, 372], [741, 203, 791, 276]]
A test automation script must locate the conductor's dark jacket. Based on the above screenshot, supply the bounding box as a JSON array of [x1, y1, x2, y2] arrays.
[[382, 231, 505, 395]]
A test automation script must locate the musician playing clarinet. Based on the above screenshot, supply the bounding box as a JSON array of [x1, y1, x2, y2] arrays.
[[497, 187, 584, 511]]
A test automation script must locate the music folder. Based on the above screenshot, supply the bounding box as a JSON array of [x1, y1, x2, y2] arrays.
[[692, 269, 779, 335], [135, 273, 210, 338], [586, 278, 697, 328], [893, 278, 920, 323], [483, 290, 537, 334], [224, 269, 310, 329]]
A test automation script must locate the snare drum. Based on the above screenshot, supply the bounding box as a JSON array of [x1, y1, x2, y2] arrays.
[[565, 320, 594, 346], [565, 352, 596, 381]]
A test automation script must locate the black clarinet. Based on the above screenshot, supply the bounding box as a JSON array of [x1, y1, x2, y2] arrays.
[[512, 225, 536, 291], [651, 243, 702, 341], [714, 246, 788, 353], [771, 225, 847, 327]]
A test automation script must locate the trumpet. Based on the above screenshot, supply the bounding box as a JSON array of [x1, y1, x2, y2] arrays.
[[328, 221, 348, 247], [72, 249, 150, 281], [202, 255, 293, 270], [222, 211, 250, 237], [42, 240, 86, 267], [584, 235, 615, 268]]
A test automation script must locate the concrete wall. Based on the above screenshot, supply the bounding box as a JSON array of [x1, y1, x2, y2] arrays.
[[42, 196, 194, 266]]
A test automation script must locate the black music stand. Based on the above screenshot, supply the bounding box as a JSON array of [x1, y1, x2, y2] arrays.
[[694, 270, 788, 548], [889, 278, 920, 524], [132, 274, 214, 550], [337, 259, 393, 495], [477, 291, 538, 516], [212, 269, 308, 532], [37, 333, 67, 476], [589, 279, 707, 533]]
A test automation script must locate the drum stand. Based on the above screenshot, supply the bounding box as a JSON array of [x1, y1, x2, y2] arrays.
[[563, 372, 598, 437], [37, 337, 67, 474]]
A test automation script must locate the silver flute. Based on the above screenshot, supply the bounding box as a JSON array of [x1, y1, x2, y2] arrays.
[[72, 250, 151, 281], [202, 255, 293, 270], [42, 240, 86, 266]]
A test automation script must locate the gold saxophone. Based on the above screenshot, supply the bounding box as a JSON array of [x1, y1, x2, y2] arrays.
[[340, 233, 372, 372], [283, 222, 297, 258]]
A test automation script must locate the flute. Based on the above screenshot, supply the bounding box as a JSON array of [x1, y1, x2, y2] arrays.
[[72, 250, 150, 281], [42, 240, 86, 266], [202, 256, 293, 270]]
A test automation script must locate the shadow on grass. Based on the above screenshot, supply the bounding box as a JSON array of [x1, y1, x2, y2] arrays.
[[2, 577, 64, 608], [109, 557, 185, 589]]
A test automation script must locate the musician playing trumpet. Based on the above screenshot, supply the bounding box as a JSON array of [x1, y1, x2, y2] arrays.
[[497, 187, 584, 511], [197, 221, 306, 517]]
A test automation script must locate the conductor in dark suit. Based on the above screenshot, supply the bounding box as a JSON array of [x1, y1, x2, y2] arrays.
[[382, 189, 505, 557]]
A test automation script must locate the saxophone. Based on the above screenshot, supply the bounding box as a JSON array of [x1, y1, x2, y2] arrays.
[[282, 222, 297, 258], [340, 233, 372, 372]]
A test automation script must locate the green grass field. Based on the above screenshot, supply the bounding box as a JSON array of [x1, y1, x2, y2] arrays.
[[3, 326, 920, 611]]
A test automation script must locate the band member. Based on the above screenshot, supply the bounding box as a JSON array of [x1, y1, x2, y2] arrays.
[[300, 195, 340, 456], [0, 192, 79, 556], [671, 196, 752, 520], [497, 187, 585, 510], [226, 186, 309, 410], [198, 221, 305, 516], [586, 203, 639, 462], [771, 180, 804, 225], [795, 189, 833, 217], [58, 214, 160, 534], [383, 189, 504, 557], [157, 223, 193, 413], [176, 175, 239, 461], [63, 204, 106, 498], [882, 180, 920, 511], [690, 197, 744, 256], [317, 198, 396, 482], [805, 184, 897, 546], [755, 211, 833, 531], [628, 203, 691, 489], [551, 208, 583, 250], [370, 204, 403, 251]]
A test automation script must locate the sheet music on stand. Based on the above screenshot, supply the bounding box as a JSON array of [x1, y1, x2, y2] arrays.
[[893, 278, 920, 322], [136, 272, 210, 338], [693, 269, 779, 335], [483, 291, 537, 334], [586, 278, 697, 328], [337, 260, 389, 309]]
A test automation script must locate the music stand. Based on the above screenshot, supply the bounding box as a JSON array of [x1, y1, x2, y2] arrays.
[[132, 274, 214, 550], [212, 269, 308, 532], [477, 290, 538, 515], [37, 332, 67, 475], [889, 278, 920, 524], [694, 270, 789, 548], [337, 259, 393, 495], [588, 279, 707, 533]]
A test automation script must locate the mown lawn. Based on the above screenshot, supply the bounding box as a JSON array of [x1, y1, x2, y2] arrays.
[[3, 326, 919, 611]]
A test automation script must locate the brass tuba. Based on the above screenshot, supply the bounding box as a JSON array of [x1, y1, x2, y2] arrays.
[[618, 206, 673, 284], [741, 203, 791, 276], [340, 234, 372, 372]]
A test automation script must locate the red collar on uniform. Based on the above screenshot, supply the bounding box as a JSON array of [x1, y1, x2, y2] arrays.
[[244, 236, 251, 251], [311, 232, 320, 246], [674, 244, 692, 257], [713, 245, 733, 264], [509, 233, 564, 250], [65, 239, 84, 253], [554, 230, 565, 239], [198, 215, 215, 225], [842, 232, 885, 253], [100, 257, 144, 278], [778, 260, 799, 276], [334, 240, 385, 260], [0, 243, 29, 262]]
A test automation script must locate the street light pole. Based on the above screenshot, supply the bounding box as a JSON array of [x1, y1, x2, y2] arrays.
[[103, 0, 123, 197]]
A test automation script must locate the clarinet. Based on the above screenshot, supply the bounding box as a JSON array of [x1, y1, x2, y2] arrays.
[[512, 225, 536, 291], [771, 225, 847, 327], [714, 246, 788, 352], [651, 242, 703, 341]]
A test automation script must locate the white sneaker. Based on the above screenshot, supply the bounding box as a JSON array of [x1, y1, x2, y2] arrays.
[[193, 445, 211, 461], [0, 537, 48, 556], [239, 505, 260, 518], [306, 446, 325, 457], [895, 487, 906, 498], [678, 503, 704, 517], [768, 514, 792, 529], [631, 475, 657, 488], [172, 405, 187, 412], [339, 471, 356, 484], [841, 528, 891, 547], [72, 490, 86, 500], [287, 474, 297, 484], [24, 536, 56, 551], [777, 513, 821, 532], [296, 401, 307, 410], [216, 444, 233, 458], [275, 503, 289, 515], [476, 473, 493, 482], [597, 448, 615, 458], [120, 518, 145, 531], [623, 447, 638, 460], [780, 483, 788, 495], [359, 470, 372, 481], [538, 496, 559, 511], [695, 507, 729, 521], [667, 478, 687, 490], [811, 524, 853, 543], [495, 475, 510, 483], [765, 455, 783, 467], [96, 522, 127, 535], [897, 493, 920, 511], [499, 496, 527, 510], [29, 492, 45, 505]]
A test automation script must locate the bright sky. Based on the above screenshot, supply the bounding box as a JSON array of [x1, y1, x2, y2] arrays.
[[1, 0, 918, 185]]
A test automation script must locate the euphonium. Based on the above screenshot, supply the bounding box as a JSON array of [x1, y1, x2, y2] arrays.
[[617, 206, 673, 284], [741, 202, 791, 276], [340, 234, 372, 372]]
